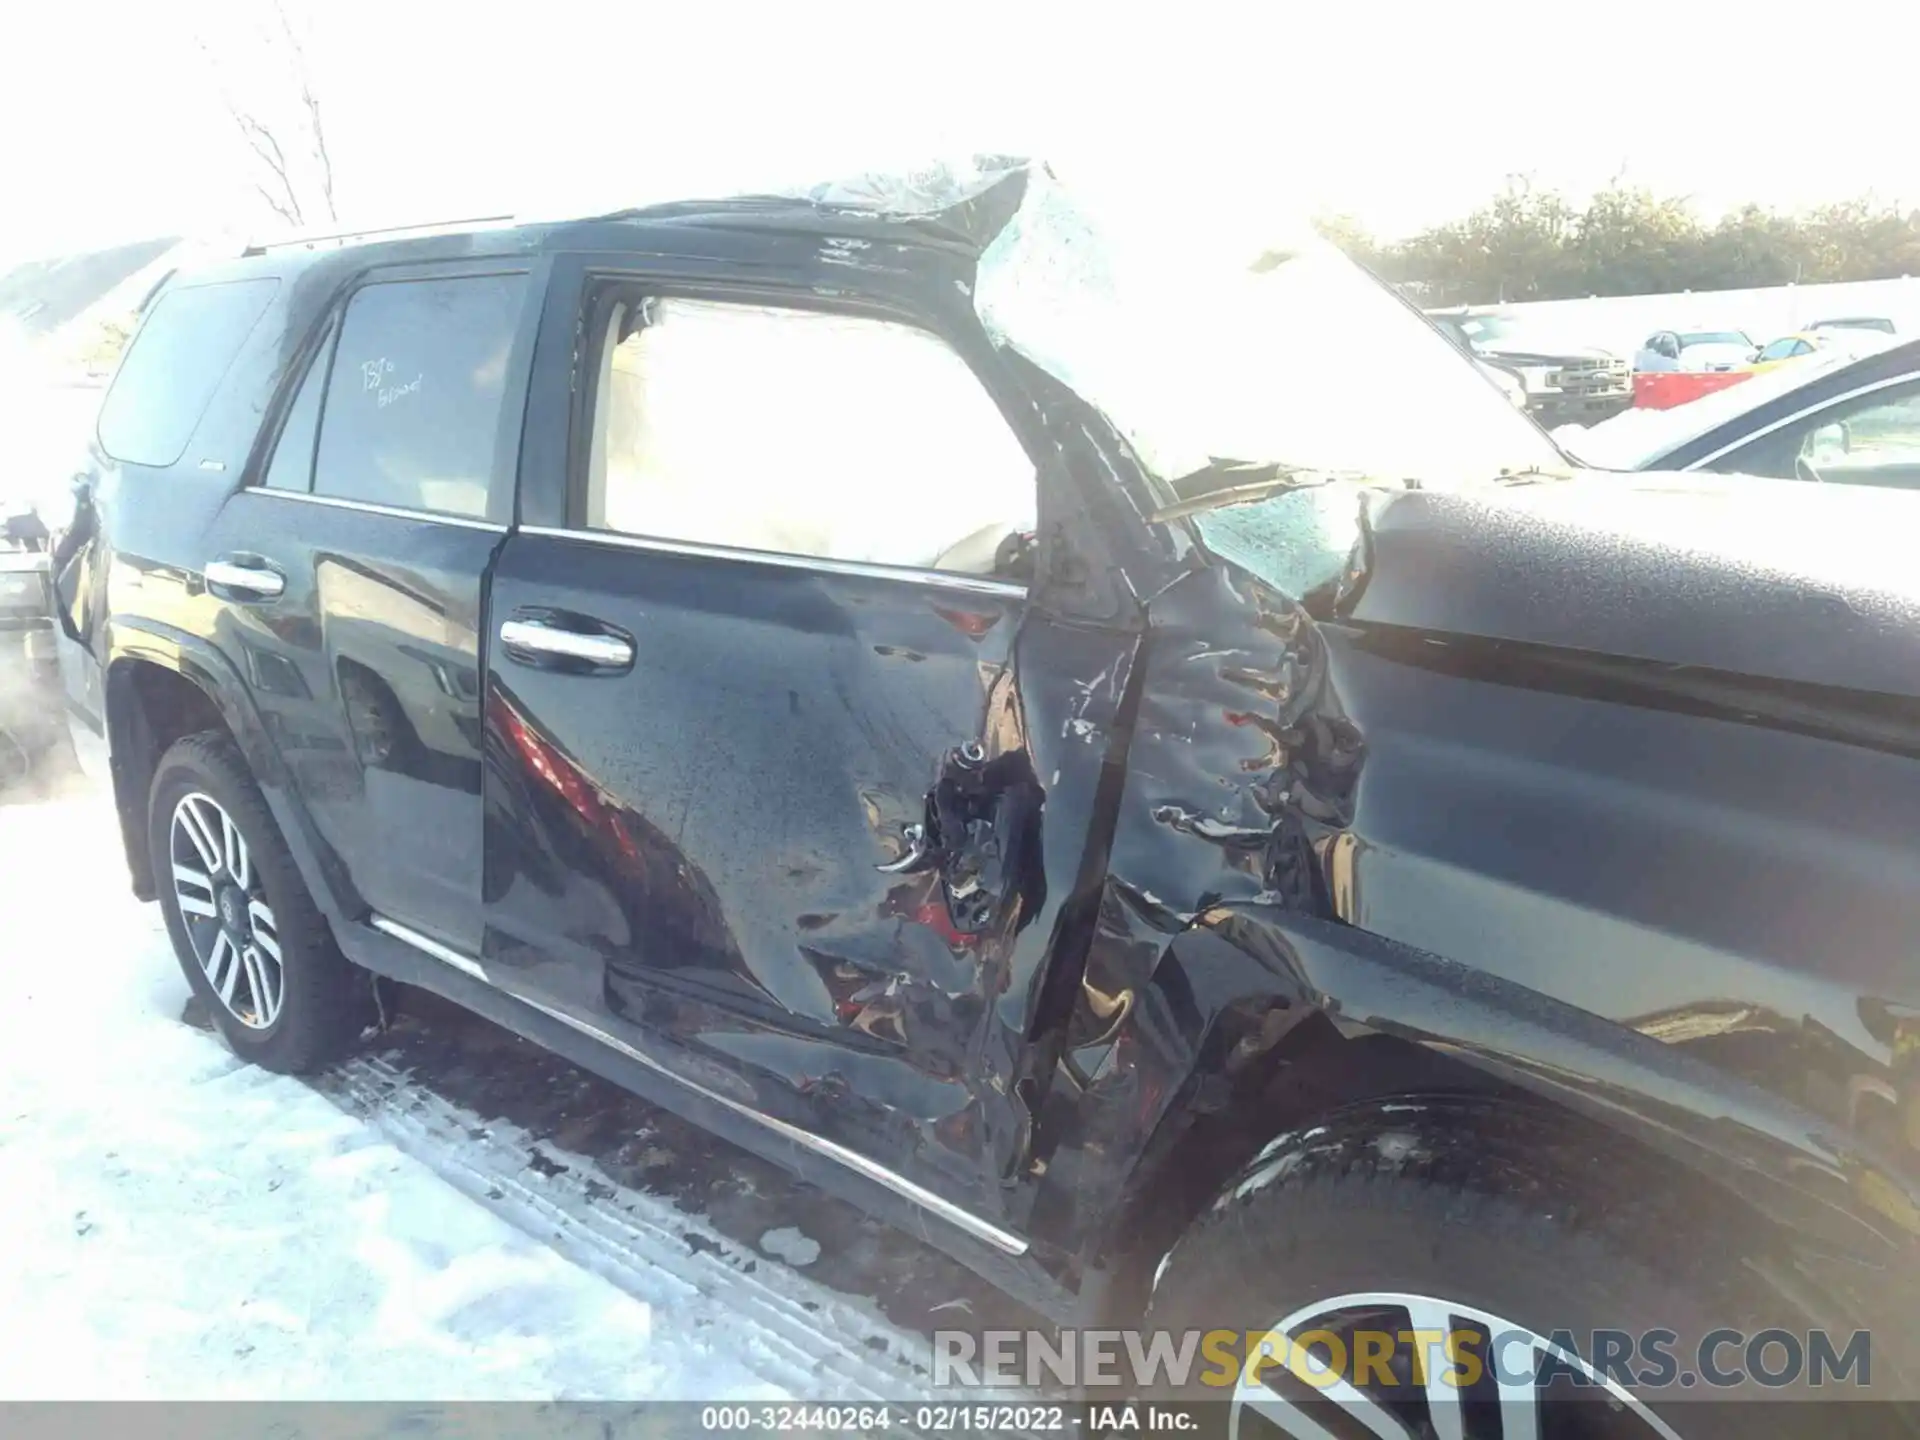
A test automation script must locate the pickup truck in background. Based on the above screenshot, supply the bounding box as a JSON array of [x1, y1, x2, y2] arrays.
[[1429, 307, 1634, 425]]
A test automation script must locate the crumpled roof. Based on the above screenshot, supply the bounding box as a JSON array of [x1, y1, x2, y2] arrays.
[[774, 154, 1040, 252], [769, 154, 1168, 471], [781, 154, 1030, 215]]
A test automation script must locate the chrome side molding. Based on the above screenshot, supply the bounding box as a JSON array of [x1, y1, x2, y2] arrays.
[[370, 915, 487, 980], [367, 912, 1030, 1256]]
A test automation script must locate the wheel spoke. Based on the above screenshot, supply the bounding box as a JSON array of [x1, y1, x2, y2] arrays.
[[1236, 1390, 1344, 1440], [172, 864, 214, 895], [176, 799, 221, 873], [1402, 1297, 1468, 1440], [1234, 1335, 1417, 1440], [1305, 1374, 1413, 1440], [173, 875, 217, 919], [1302, 1376, 1413, 1439], [222, 811, 250, 890], [173, 858, 217, 918], [205, 931, 240, 1003], [1236, 1389, 1348, 1440], [248, 901, 280, 960], [1493, 1337, 1541, 1440], [239, 944, 275, 1026]]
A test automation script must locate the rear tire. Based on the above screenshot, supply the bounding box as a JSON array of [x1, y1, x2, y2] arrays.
[[149, 730, 364, 1072]]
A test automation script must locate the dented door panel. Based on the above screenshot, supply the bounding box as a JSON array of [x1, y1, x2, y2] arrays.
[[481, 529, 1135, 1224]]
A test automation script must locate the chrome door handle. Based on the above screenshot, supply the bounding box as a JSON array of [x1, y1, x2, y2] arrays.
[[205, 559, 285, 599], [498, 618, 634, 669]]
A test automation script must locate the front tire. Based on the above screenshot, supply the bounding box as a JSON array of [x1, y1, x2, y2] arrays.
[[1146, 1113, 1818, 1438], [149, 730, 363, 1072]]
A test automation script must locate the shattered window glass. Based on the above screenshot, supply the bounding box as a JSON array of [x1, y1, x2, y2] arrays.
[[768, 155, 1560, 489]]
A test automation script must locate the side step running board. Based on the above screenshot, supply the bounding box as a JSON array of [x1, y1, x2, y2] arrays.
[[366, 914, 1031, 1257]]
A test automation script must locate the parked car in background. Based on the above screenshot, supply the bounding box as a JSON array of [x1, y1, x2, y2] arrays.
[[1428, 308, 1632, 425], [49, 160, 1920, 1430], [1562, 334, 1920, 487], [1747, 325, 1895, 373], [0, 503, 73, 792], [1635, 327, 1755, 372], [1810, 315, 1897, 337], [1749, 331, 1825, 370]]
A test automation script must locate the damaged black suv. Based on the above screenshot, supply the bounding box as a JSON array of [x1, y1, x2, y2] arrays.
[[56, 160, 1920, 1430]]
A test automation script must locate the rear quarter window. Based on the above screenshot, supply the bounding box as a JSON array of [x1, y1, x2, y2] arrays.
[[310, 273, 528, 520], [96, 278, 280, 468]]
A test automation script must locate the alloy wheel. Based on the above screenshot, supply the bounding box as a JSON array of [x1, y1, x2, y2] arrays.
[[169, 791, 284, 1029], [1231, 1291, 1685, 1440]]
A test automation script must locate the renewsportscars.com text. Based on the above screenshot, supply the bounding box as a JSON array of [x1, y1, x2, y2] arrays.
[[934, 1326, 1872, 1393]]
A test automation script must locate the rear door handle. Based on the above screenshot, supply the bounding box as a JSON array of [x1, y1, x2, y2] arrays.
[[205, 558, 285, 599], [499, 616, 634, 671]]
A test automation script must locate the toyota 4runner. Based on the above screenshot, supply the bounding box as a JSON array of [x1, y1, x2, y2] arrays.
[[52, 160, 1920, 1433]]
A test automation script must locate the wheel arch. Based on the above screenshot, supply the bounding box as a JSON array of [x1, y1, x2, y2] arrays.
[[104, 624, 347, 923], [1074, 907, 1920, 1334]]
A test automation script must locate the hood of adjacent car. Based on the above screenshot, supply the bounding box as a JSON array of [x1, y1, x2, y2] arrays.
[[1340, 473, 1920, 698], [1477, 344, 1620, 366]]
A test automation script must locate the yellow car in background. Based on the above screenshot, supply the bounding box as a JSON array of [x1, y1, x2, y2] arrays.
[[1748, 332, 1827, 371], [1748, 327, 1895, 372]]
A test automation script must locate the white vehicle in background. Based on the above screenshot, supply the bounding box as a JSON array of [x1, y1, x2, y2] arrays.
[[1809, 315, 1898, 337], [1635, 328, 1756, 372]]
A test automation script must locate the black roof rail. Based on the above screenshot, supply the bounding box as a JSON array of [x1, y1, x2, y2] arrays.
[[241, 215, 517, 257]]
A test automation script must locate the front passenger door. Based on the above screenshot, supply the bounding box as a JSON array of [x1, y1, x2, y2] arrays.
[[480, 275, 1136, 1239]]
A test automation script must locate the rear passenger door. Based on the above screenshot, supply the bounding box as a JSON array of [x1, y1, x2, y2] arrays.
[[202, 261, 540, 955]]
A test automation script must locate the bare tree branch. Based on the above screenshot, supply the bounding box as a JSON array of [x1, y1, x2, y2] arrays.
[[300, 84, 337, 222], [196, 8, 336, 230], [252, 181, 302, 228], [231, 109, 305, 227], [274, 0, 337, 222]]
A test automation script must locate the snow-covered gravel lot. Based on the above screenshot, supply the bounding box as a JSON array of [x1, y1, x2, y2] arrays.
[[0, 779, 1005, 1413]]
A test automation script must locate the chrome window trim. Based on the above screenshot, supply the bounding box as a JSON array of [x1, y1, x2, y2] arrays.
[[369, 912, 1031, 1257], [247, 486, 507, 533], [1686, 368, 1920, 471], [518, 524, 1027, 598]]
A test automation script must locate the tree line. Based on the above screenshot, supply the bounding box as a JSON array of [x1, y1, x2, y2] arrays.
[[1317, 179, 1920, 306]]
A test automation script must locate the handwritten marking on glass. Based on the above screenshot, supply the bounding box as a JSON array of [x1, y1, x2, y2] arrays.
[[360, 357, 422, 408]]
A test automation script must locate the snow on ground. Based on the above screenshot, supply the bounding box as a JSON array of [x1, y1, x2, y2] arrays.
[[0, 784, 977, 1410]]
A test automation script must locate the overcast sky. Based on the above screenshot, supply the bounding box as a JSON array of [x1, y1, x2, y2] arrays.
[[5, 0, 1917, 267]]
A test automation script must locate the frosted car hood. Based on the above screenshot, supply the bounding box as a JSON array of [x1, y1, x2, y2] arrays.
[[1345, 474, 1920, 697]]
